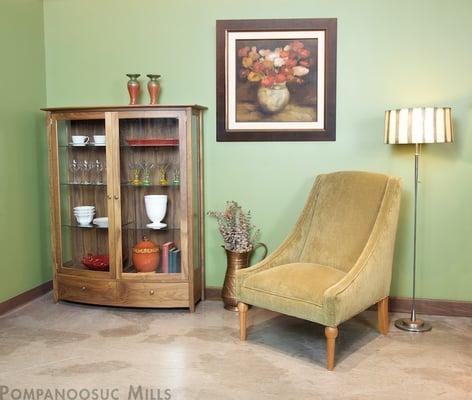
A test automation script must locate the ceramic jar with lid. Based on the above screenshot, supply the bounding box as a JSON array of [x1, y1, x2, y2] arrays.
[[132, 236, 160, 272]]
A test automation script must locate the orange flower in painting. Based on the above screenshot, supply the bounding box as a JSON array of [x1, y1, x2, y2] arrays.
[[247, 71, 263, 82], [242, 57, 253, 68], [275, 73, 286, 84], [291, 40, 304, 50], [253, 62, 265, 73], [261, 76, 275, 88], [298, 48, 310, 59], [238, 46, 250, 58]]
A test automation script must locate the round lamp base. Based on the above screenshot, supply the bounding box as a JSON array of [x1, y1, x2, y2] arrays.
[[395, 318, 432, 332]]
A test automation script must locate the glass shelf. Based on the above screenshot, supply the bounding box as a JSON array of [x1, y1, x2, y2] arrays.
[[58, 144, 106, 149], [123, 226, 180, 231], [121, 183, 179, 188], [62, 221, 134, 230], [61, 182, 107, 187]]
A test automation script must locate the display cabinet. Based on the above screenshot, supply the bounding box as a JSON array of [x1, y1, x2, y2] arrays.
[[43, 105, 206, 311]]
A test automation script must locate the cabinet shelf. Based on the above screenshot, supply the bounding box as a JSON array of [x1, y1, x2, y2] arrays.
[[121, 183, 179, 188], [61, 182, 107, 187], [62, 221, 134, 230], [59, 144, 106, 149]]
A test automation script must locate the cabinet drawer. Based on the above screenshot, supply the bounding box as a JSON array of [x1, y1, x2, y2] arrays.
[[117, 281, 189, 307], [58, 275, 117, 304]]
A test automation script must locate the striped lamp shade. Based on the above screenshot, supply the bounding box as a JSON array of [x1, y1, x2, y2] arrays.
[[384, 107, 453, 144]]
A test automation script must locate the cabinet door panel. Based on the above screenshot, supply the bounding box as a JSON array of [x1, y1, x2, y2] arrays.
[[51, 115, 116, 280], [114, 111, 188, 281]]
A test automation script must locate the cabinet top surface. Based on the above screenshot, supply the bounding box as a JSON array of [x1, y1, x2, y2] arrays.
[[41, 104, 207, 112]]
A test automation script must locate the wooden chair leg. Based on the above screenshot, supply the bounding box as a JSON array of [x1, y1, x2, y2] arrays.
[[237, 302, 249, 341], [325, 326, 338, 371], [377, 296, 389, 335]]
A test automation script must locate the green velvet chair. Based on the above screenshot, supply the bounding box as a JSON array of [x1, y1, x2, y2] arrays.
[[235, 171, 402, 370]]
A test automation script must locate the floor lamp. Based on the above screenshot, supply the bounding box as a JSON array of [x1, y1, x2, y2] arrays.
[[384, 107, 453, 332]]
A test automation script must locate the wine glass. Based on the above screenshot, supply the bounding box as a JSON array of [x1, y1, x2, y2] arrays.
[[158, 164, 169, 185], [140, 161, 155, 186], [129, 162, 141, 186], [94, 160, 104, 184], [81, 160, 93, 184], [69, 159, 81, 184]]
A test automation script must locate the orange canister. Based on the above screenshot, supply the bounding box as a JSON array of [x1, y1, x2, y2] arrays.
[[132, 236, 160, 272]]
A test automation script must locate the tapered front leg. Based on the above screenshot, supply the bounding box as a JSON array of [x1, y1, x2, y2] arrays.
[[237, 302, 249, 341], [377, 297, 389, 335], [325, 326, 338, 371]]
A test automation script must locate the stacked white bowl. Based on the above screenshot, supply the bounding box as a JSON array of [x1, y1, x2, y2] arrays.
[[74, 206, 95, 226]]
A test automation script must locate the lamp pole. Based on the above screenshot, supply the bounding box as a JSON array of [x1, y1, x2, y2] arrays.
[[395, 143, 432, 332]]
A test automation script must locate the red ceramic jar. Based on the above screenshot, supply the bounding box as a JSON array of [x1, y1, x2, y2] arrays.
[[132, 236, 160, 272]]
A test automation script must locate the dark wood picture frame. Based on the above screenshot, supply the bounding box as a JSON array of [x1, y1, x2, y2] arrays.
[[216, 18, 337, 142]]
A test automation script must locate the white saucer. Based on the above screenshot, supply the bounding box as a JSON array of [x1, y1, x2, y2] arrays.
[[70, 143, 87, 147], [146, 222, 167, 230], [90, 142, 106, 147]]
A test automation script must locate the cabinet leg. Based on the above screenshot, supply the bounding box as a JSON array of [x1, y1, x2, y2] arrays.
[[325, 326, 338, 371], [237, 302, 248, 341]]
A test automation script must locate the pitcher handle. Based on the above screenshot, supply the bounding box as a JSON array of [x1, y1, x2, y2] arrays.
[[254, 242, 268, 262]]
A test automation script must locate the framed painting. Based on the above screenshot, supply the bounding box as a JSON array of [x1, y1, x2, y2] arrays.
[[216, 18, 337, 142]]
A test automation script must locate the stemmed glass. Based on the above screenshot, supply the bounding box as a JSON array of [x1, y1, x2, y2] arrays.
[[129, 162, 141, 186], [158, 164, 169, 185], [172, 168, 180, 185], [69, 159, 81, 184], [140, 161, 155, 186], [94, 160, 104, 184], [81, 160, 93, 184]]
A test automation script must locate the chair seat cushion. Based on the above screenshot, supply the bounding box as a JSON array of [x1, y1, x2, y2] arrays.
[[242, 263, 346, 307]]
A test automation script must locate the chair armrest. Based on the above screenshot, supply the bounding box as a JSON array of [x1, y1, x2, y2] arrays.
[[323, 177, 402, 325]]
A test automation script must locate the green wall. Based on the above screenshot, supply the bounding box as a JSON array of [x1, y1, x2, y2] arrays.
[[0, 0, 50, 302], [40, 0, 472, 300]]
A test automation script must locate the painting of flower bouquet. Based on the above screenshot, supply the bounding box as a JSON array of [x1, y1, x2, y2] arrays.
[[216, 19, 337, 141], [236, 39, 316, 119]]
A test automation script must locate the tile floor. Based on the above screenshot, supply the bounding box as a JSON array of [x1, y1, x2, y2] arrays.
[[0, 295, 470, 400]]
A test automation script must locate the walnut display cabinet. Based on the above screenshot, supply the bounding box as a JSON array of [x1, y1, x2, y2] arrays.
[[43, 105, 206, 311]]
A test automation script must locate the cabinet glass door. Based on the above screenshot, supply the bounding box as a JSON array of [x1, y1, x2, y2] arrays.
[[115, 112, 186, 280], [54, 117, 112, 276]]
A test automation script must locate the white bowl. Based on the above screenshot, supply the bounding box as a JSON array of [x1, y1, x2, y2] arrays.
[[75, 214, 94, 226], [144, 195, 167, 225], [74, 206, 95, 210]]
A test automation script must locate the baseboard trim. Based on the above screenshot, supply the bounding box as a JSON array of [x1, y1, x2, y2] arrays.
[[205, 286, 222, 300], [387, 296, 471, 317], [3, 284, 470, 318], [206, 287, 472, 317], [0, 280, 53, 316]]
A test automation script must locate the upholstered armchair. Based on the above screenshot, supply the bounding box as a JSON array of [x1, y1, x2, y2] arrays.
[[235, 171, 402, 370]]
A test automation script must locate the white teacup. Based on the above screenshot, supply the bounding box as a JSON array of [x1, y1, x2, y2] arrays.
[[72, 135, 89, 144], [93, 135, 106, 145]]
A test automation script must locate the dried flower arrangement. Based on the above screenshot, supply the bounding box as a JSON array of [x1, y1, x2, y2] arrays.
[[208, 201, 260, 253]]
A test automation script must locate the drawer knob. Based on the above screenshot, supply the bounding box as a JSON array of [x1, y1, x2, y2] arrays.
[[114, 195, 119, 200], [149, 289, 155, 295], [81, 286, 86, 291], [107, 194, 112, 200]]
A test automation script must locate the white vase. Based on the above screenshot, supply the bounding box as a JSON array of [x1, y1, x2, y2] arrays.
[[144, 195, 168, 229], [257, 83, 290, 114]]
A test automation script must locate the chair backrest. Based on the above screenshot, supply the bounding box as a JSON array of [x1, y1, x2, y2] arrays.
[[300, 171, 398, 272]]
